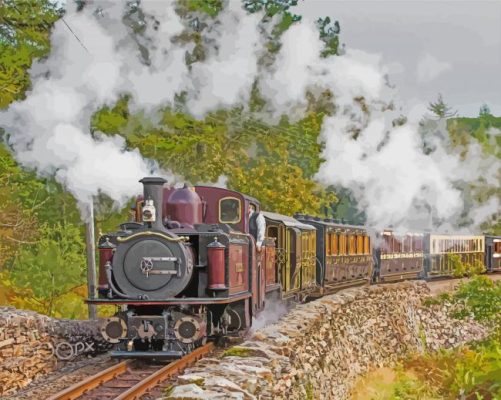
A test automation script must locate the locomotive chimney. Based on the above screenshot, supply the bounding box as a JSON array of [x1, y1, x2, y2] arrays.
[[139, 177, 166, 230]]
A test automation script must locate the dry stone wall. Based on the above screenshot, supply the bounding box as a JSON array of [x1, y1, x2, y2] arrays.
[[165, 281, 488, 400], [0, 307, 108, 396]]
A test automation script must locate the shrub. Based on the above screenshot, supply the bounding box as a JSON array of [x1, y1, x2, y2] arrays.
[[451, 276, 501, 326]]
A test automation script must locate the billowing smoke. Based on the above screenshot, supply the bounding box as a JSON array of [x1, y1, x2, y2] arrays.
[[258, 20, 499, 233], [186, 2, 263, 117], [0, 1, 264, 212], [251, 298, 291, 333], [0, 2, 161, 209], [0, 1, 497, 231]]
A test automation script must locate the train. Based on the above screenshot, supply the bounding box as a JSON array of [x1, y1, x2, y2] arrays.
[[89, 177, 501, 358]]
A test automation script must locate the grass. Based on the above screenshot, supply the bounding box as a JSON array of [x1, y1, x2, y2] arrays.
[[352, 275, 501, 400], [352, 338, 501, 399], [222, 346, 254, 358]]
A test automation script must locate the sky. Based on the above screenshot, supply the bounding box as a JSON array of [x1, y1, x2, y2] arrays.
[[296, 0, 501, 117]]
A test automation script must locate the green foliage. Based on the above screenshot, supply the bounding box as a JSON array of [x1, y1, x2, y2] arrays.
[[479, 104, 491, 117], [243, 0, 300, 19], [222, 346, 253, 357], [447, 254, 485, 278], [90, 96, 130, 135], [9, 222, 87, 317], [447, 114, 501, 159], [428, 93, 457, 119], [354, 338, 501, 400], [92, 103, 337, 216], [0, 143, 42, 267], [0, 143, 86, 318], [177, 0, 223, 17], [405, 338, 501, 399], [305, 380, 314, 400], [423, 276, 500, 328], [422, 292, 452, 307], [244, 0, 302, 56], [317, 17, 341, 57], [0, 0, 62, 108], [450, 276, 501, 326], [391, 371, 440, 399]]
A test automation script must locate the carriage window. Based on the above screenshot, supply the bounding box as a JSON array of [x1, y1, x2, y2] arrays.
[[267, 226, 278, 245], [364, 236, 370, 254], [326, 233, 331, 255], [219, 197, 241, 223], [348, 235, 356, 255], [414, 236, 423, 252], [393, 237, 402, 253], [332, 234, 338, 255], [403, 236, 410, 253], [339, 235, 345, 255], [357, 236, 364, 255]]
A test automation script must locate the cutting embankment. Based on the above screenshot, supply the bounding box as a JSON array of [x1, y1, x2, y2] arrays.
[[0, 279, 497, 399], [164, 280, 492, 400]]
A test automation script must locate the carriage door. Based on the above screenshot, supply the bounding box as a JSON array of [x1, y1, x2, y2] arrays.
[[257, 243, 266, 310], [487, 243, 492, 271]]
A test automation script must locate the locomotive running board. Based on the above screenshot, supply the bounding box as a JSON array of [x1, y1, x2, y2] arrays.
[[86, 292, 251, 305]]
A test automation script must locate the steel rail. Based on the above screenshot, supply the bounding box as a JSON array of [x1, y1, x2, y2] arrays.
[[48, 360, 130, 400], [115, 342, 215, 400], [49, 342, 214, 400]]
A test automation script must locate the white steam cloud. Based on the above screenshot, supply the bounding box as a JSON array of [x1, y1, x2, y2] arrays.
[[187, 2, 263, 117], [0, 1, 264, 210], [0, 2, 498, 231], [256, 20, 499, 233], [416, 53, 452, 83]]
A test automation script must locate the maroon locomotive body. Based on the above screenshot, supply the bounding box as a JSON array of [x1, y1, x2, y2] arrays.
[[92, 178, 278, 358]]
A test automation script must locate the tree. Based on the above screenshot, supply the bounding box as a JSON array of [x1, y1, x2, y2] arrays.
[[9, 222, 86, 317], [479, 103, 491, 117], [317, 17, 341, 57], [0, 0, 62, 108], [428, 93, 457, 119], [91, 99, 337, 216]]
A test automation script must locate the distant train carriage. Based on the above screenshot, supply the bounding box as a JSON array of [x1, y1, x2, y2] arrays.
[[484, 235, 501, 272], [262, 212, 317, 299], [374, 231, 424, 282], [424, 234, 485, 277], [294, 216, 372, 291]]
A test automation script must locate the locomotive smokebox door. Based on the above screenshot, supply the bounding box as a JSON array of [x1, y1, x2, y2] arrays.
[[207, 237, 227, 290], [112, 233, 194, 299]]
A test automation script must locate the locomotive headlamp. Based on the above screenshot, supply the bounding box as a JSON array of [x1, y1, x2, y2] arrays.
[[142, 198, 156, 223]]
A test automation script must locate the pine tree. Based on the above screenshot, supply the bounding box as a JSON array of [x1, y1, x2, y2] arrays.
[[479, 103, 491, 117], [428, 93, 457, 119]]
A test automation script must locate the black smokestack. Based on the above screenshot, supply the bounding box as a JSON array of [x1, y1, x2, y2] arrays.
[[140, 177, 166, 230]]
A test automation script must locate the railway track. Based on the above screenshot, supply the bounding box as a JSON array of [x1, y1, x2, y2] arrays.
[[48, 343, 214, 400]]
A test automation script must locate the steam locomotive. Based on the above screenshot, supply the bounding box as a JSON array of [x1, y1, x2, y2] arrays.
[[89, 177, 500, 358]]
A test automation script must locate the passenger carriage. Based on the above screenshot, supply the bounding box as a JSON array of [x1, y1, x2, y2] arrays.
[[261, 212, 317, 300], [424, 234, 485, 277], [485, 235, 501, 272], [294, 216, 373, 292], [374, 230, 425, 282]]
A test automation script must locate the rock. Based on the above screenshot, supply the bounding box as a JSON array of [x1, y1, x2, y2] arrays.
[[0, 307, 109, 396], [159, 281, 488, 400]]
